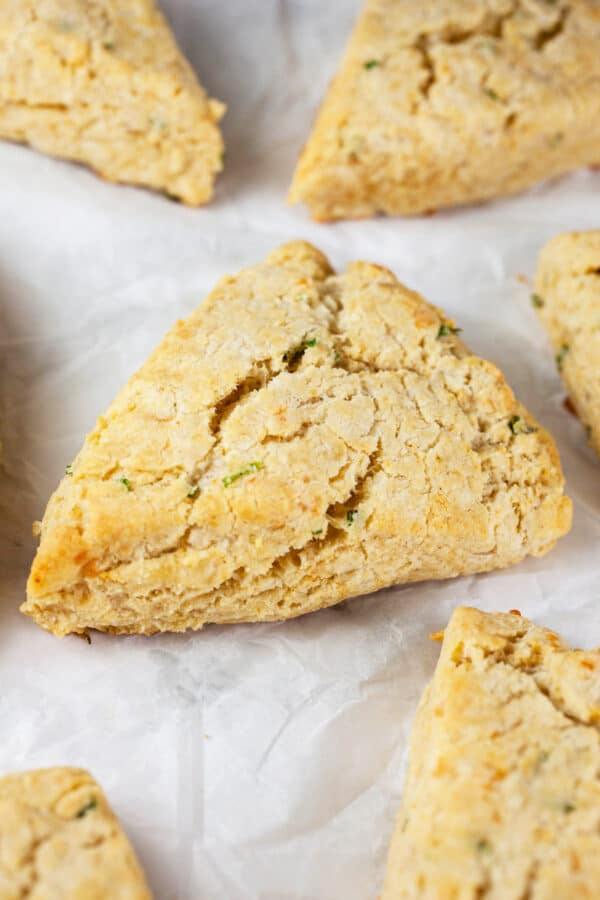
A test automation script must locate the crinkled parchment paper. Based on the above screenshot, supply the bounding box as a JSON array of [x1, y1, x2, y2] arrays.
[[0, 1, 599, 897]]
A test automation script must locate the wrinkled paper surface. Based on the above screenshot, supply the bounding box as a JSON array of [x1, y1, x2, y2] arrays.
[[0, 1, 599, 897]]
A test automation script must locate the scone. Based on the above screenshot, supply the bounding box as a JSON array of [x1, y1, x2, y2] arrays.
[[382, 607, 600, 899], [0, 767, 151, 898], [289, 0, 600, 221], [534, 230, 600, 457], [0, 0, 225, 204], [23, 241, 571, 636]]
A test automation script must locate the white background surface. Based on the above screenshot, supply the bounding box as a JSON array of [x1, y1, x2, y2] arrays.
[[0, 1, 599, 897]]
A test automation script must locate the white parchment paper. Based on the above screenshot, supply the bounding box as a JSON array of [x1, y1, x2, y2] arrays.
[[0, 1, 599, 897]]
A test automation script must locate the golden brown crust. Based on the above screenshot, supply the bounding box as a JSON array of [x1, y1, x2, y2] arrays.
[[23, 241, 571, 636], [0, 767, 152, 898], [382, 607, 600, 899], [534, 230, 600, 457], [0, 0, 225, 204], [289, 0, 600, 221]]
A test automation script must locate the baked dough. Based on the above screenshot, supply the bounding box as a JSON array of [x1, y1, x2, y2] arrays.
[[382, 607, 600, 899], [534, 230, 600, 458], [23, 241, 571, 636], [0, 767, 151, 898], [289, 0, 600, 221], [0, 0, 225, 204]]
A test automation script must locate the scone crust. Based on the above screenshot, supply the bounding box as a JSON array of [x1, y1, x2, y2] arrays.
[[0, 767, 151, 899], [289, 0, 600, 220], [382, 607, 600, 899], [0, 0, 225, 204], [535, 230, 600, 457], [23, 241, 571, 636]]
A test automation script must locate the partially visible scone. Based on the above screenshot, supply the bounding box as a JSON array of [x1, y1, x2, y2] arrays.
[[289, 0, 600, 221], [23, 241, 571, 636], [0, 767, 151, 898], [0, 0, 225, 204], [535, 230, 600, 457], [382, 607, 600, 899]]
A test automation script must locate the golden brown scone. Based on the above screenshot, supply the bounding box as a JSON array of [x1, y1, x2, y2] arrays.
[[534, 231, 600, 458], [0, 0, 225, 204], [289, 0, 600, 221], [382, 607, 600, 899], [23, 241, 571, 636], [0, 767, 152, 898]]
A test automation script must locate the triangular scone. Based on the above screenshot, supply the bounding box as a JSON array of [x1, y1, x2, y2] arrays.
[[0, 767, 151, 898], [0, 0, 224, 204], [382, 607, 600, 899], [289, 0, 600, 221], [23, 242, 571, 636], [535, 231, 600, 458]]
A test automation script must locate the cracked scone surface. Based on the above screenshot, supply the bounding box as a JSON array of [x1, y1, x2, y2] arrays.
[[289, 0, 600, 221], [535, 230, 600, 458], [382, 607, 600, 899], [0, 767, 151, 899], [23, 241, 571, 636], [0, 0, 224, 204]]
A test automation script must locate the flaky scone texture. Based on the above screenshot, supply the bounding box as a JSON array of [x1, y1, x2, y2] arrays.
[[289, 0, 600, 221], [23, 241, 571, 636], [0, 0, 225, 204], [382, 607, 600, 899], [0, 767, 151, 899], [535, 230, 600, 458]]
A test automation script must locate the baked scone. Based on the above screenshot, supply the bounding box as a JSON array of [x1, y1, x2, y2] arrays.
[[534, 230, 600, 458], [289, 0, 600, 221], [23, 241, 571, 636], [0, 0, 225, 204], [0, 767, 151, 898], [382, 607, 600, 899]]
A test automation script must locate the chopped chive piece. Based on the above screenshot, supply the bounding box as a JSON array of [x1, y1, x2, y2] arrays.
[[312, 528, 323, 536], [508, 415, 536, 435], [476, 838, 492, 853], [187, 484, 200, 498], [437, 323, 462, 338], [531, 293, 545, 308], [75, 798, 97, 818], [364, 59, 380, 70], [102, 40, 115, 50], [65, 464, 74, 476], [346, 509, 358, 525], [283, 333, 318, 367], [556, 344, 569, 371], [483, 87, 500, 100], [223, 461, 263, 488], [116, 477, 133, 491], [563, 802, 575, 813]]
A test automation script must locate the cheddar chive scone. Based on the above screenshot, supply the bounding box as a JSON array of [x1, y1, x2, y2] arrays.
[[289, 0, 600, 221], [534, 231, 600, 457], [0, 0, 225, 204], [382, 607, 600, 899], [23, 241, 571, 636], [0, 767, 151, 898]]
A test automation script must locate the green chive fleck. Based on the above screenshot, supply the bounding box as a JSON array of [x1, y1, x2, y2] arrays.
[[187, 484, 200, 498], [223, 461, 263, 488], [476, 838, 492, 853], [65, 464, 74, 476], [483, 87, 500, 101], [364, 59, 380, 70], [556, 344, 569, 371], [116, 477, 133, 491], [346, 509, 358, 525], [437, 323, 462, 338], [563, 802, 576, 813], [102, 40, 115, 50], [283, 334, 318, 367], [531, 293, 545, 309], [312, 528, 323, 536], [75, 798, 97, 819], [508, 415, 536, 435]]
